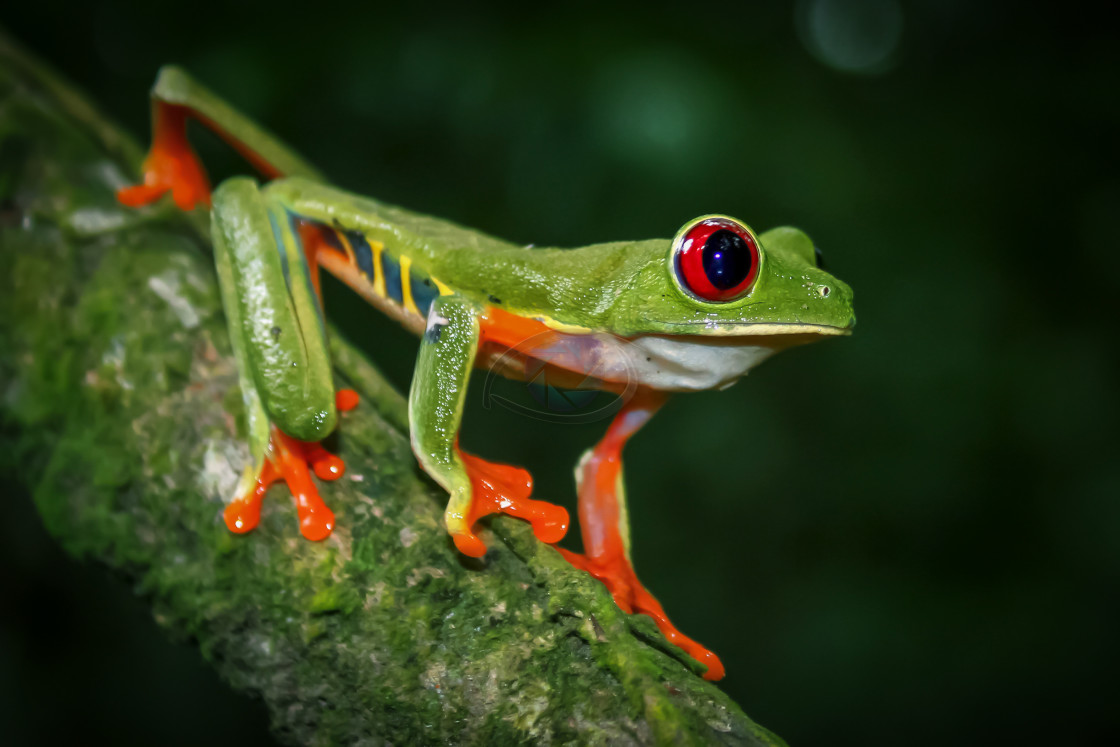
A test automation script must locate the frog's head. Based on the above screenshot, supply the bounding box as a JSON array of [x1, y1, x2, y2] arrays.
[[603, 215, 854, 390], [613, 214, 855, 339]]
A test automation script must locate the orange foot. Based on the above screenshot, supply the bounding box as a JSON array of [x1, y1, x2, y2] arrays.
[[557, 548, 726, 681], [117, 103, 211, 211], [452, 451, 570, 558], [223, 390, 359, 541]]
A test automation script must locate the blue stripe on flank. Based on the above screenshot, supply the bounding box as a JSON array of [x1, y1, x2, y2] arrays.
[[347, 230, 376, 282], [411, 273, 438, 317], [268, 209, 290, 290], [286, 212, 327, 336], [382, 251, 403, 305]]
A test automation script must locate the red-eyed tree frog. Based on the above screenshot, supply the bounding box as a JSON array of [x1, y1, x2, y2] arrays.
[[118, 67, 855, 682]]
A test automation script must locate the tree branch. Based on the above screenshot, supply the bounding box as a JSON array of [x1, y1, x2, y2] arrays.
[[0, 32, 785, 746]]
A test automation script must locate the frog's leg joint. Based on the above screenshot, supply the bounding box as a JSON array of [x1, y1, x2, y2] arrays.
[[558, 388, 726, 681]]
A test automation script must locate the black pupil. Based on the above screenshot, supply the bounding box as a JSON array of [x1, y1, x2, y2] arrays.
[[701, 229, 752, 290]]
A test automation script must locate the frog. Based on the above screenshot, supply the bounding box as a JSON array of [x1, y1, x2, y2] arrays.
[[118, 67, 855, 682]]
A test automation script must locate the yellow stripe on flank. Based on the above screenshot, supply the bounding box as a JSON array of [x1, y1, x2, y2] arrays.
[[540, 315, 593, 334], [333, 229, 357, 265], [399, 255, 420, 316], [432, 277, 455, 296], [371, 240, 386, 298]]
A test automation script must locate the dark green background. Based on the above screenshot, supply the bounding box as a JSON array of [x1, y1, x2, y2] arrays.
[[3, 2, 1118, 744]]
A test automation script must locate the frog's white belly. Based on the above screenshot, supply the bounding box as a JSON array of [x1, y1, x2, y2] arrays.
[[624, 335, 776, 390], [527, 333, 776, 392]]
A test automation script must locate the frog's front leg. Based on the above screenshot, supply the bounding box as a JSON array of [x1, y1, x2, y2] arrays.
[[211, 177, 350, 540], [410, 296, 569, 557], [556, 389, 726, 681]]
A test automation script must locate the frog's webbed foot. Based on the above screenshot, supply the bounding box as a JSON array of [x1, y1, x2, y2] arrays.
[[224, 390, 358, 541], [117, 103, 212, 211], [560, 388, 726, 681], [451, 450, 570, 558], [224, 426, 341, 541], [557, 546, 726, 681]]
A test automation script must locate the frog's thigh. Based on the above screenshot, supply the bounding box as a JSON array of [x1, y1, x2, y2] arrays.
[[211, 177, 336, 442], [408, 295, 480, 536]]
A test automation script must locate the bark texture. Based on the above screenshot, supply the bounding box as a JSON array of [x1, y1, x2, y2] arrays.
[[0, 33, 785, 746]]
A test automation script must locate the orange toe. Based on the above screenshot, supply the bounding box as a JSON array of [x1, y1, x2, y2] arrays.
[[452, 531, 489, 558], [298, 504, 335, 541], [224, 491, 263, 534], [336, 389, 360, 411], [117, 183, 168, 208]]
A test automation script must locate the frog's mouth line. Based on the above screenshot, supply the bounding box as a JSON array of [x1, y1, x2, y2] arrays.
[[656, 321, 854, 340]]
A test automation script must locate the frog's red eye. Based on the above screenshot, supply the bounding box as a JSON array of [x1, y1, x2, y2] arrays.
[[673, 218, 760, 302]]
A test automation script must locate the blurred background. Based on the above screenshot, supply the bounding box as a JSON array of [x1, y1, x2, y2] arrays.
[[2, 1, 1118, 744]]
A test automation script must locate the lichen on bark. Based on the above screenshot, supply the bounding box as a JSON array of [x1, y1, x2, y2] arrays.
[[0, 32, 785, 746]]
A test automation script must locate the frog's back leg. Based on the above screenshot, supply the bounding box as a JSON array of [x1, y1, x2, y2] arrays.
[[555, 388, 726, 681], [212, 177, 335, 439], [211, 176, 343, 540], [118, 66, 323, 210]]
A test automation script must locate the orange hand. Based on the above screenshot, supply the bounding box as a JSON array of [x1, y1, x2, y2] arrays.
[[452, 451, 569, 558], [117, 103, 211, 211]]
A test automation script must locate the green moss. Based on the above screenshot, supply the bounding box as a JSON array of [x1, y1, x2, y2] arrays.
[[0, 31, 785, 746]]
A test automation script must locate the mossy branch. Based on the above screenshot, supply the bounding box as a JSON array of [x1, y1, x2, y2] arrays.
[[0, 32, 784, 746]]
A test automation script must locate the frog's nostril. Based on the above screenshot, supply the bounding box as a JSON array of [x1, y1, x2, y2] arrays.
[[818, 286, 831, 298]]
